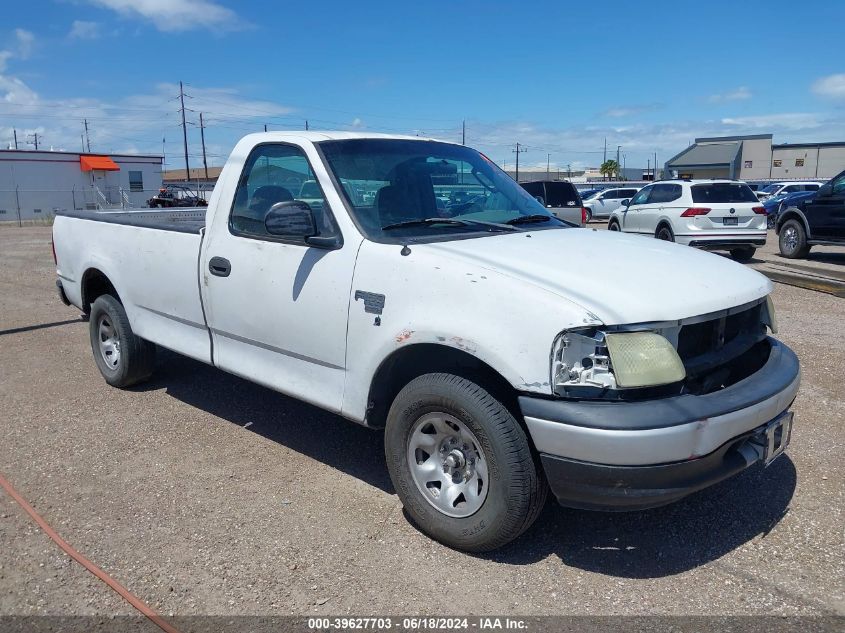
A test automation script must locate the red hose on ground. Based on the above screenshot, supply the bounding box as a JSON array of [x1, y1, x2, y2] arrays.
[[0, 472, 182, 633]]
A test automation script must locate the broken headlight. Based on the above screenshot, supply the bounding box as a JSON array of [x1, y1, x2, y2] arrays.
[[552, 328, 686, 395]]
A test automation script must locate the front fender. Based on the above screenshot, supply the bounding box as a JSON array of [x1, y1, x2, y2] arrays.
[[776, 207, 811, 237]]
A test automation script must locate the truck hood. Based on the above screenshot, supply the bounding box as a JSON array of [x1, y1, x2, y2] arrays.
[[421, 227, 772, 325]]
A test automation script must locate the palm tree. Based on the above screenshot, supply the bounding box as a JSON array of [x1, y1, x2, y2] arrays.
[[600, 160, 620, 181]]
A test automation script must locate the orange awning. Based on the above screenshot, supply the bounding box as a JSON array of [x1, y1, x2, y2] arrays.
[[80, 155, 120, 171]]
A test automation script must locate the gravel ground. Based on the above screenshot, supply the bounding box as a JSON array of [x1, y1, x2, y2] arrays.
[[0, 226, 843, 617]]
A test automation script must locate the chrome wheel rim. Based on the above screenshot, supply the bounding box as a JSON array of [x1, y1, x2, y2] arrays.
[[407, 412, 489, 518], [97, 314, 121, 370], [783, 226, 798, 251]]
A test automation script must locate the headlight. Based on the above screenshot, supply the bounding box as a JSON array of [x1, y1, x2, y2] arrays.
[[764, 295, 778, 334], [604, 332, 686, 388], [552, 329, 685, 394]]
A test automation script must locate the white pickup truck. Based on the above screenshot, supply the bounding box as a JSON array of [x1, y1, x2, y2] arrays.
[[53, 132, 800, 552]]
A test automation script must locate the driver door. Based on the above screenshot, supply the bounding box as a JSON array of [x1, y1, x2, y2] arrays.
[[621, 185, 653, 233], [200, 142, 360, 413]]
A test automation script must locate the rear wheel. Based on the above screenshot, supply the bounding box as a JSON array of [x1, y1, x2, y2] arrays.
[[584, 208, 592, 223], [384, 373, 546, 552], [730, 247, 756, 262], [656, 224, 675, 242], [89, 295, 156, 387], [779, 219, 810, 259]]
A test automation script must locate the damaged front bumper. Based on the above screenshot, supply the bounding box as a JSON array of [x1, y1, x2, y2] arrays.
[[519, 338, 800, 511]]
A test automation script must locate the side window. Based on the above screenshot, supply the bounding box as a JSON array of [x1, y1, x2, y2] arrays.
[[832, 174, 845, 195], [629, 186, 652, 206], [230, 144, 337, 239], [648, 184, 682, 203], [622, 189, 638, 197]]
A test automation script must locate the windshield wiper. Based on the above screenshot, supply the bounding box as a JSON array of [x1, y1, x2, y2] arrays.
[[381, 217, 515, 232], [505, 214, 557, 225]]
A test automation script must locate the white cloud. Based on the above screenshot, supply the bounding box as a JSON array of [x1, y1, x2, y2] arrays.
[[811, 73, 845, 100], [720, 112, 823, 131], [69, 21, 101, 40], [602, 104, 661, 118], [707, 86, 752, 103], [85, 0, 247, 32], [14, 29, 34, 59]]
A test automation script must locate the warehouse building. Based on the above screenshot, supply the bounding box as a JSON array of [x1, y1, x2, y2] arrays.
[[665, 134, 845, 181], [0, 149, 162, 222]]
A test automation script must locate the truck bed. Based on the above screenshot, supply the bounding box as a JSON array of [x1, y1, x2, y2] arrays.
[[55, 208, 206, 233]]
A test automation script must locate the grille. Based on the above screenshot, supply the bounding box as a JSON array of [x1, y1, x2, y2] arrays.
[[677, 303, 763, 363]]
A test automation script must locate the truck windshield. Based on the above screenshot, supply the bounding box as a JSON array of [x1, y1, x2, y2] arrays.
[[318, 139, 567, 241]]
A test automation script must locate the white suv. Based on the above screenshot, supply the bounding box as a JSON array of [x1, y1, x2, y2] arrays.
[[608, 180, 767, 261], [582, 187, 640, 221]]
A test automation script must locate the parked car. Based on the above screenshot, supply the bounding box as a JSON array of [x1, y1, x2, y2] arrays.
[[52, 132, 798, 552], [519, 180, 585, 225], [756, 181, 821, 201], [582, 186, 641, 221], [147, 184, 208, 208], [763, 190, 816, 229], [776, 169, 845, 258], [608, 179, 767, 261], [577, 188, 604, 200]]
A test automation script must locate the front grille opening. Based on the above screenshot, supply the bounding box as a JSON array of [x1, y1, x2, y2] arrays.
[[677, 304, 769, 395]]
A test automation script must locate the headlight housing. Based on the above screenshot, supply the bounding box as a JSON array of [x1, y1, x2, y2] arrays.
[[552, 328, 686, 395]]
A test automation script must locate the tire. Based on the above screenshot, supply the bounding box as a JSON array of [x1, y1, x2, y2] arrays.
[[779, 219, 810, 259], [384, 373, 547, 552], [584, 209, 592, 223], [608, 219, 621, 231], [730, 247, 756, 262], [656, 224, 675, 242], [89, 294, 156, 388]]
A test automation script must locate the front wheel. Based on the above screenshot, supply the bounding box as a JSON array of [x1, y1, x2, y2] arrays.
[[779, 219, 810, 259], [608, 219, 621, 231], [89, 295, 156, 387], [384, 373, 547, 552]]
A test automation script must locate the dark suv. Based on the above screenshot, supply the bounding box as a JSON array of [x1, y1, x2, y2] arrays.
[[776, 169, 845, 258], [520, 180, 584, 225]]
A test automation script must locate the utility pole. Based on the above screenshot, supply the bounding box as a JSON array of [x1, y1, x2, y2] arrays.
[[547, 153, 550, 179], [81, 134, 85, 152], [264, 124, 268, 132], [512, 143, 527, 182], [178, 81, 190, 182], [83, 118, 91, 153], [199, 112, 209, 181], [27, 133, 39, 150], [647, 158, 650, 180], [567, 164, 572, 180], [603, 137, 607, 164], [462, 120, 466, 145], [13, 129, 18, 149], [616, 145, 621, 180], [654, 152, 658, 180], [305, 120, 309, 131]]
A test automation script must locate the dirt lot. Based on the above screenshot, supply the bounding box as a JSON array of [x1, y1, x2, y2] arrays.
[[1, 226, 843, 618]]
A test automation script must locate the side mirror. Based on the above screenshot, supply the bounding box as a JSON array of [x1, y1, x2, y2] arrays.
[[621, 199, 630, 207], [264, 200, 316, 237], [817, 183, 832, 197]]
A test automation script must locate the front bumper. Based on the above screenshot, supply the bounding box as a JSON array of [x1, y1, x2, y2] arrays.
[[520, 338, 800, 511]]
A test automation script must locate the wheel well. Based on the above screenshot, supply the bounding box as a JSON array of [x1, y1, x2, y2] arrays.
[[365, 344, 519, 429], [655, 221, 672, 236], [81, 268, 120, 313], [776, 209, 808, 236]]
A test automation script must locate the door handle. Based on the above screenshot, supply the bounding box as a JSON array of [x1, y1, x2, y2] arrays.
[[209, 256, 231, 277]]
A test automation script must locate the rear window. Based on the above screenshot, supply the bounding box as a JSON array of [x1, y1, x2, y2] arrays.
[[691, 183, 758, 203], [543, 182, 581, 207]]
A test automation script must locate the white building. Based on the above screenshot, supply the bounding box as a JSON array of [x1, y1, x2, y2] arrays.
[[0, 149, 163, 222]]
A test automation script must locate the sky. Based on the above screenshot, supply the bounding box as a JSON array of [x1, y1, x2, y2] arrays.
[[1, 0, 844, 173]]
